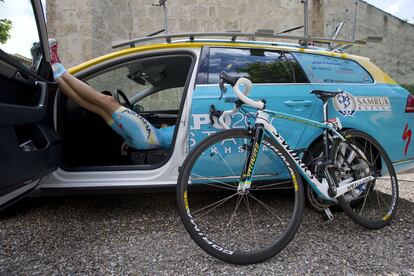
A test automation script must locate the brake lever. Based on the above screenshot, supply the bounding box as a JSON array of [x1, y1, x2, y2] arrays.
[[219, 79, 227, 100]]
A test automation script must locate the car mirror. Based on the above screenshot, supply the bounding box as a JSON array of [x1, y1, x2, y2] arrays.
[[127, 73, 147, 85]]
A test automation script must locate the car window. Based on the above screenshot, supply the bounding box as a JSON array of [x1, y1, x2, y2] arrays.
[[85, 55, 193, 112], [139, 87, 183, 111], [292, 52, 374, 84], [203, 48, 308, 84], [0, 0, 43, 72], [87, 66, 152, 98]]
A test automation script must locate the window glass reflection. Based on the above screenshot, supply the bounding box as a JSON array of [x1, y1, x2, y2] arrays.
[[0, 0, 41, 71]]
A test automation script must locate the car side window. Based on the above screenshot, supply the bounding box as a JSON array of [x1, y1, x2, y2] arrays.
[[139, 87, 183, 111], [292, 52, 374, 84], [87, 66, 152, 98], [0, 0, 43, 72], [203, 48, 308, 84], [85, 55, 193, 112]]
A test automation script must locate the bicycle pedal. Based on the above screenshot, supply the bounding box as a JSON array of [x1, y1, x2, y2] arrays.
[[323, 208, 334, 221]]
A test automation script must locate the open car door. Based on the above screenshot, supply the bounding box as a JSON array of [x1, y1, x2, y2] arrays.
[[0, 0, 61, 209]]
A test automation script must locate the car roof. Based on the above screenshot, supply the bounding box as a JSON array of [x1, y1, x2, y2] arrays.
[[69, 40, 396, 85]]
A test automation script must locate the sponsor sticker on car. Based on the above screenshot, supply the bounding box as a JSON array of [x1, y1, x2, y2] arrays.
[[333, 91, 391, 117]]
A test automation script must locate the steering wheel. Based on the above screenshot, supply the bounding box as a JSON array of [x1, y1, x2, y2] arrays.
[[114, 89, 133, 109]]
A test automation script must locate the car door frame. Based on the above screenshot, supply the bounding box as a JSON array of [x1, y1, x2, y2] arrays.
[[0, 0, 60, 209]]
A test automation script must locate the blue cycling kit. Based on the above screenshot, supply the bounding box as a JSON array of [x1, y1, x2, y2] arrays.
[[110, 106, 174, 150]]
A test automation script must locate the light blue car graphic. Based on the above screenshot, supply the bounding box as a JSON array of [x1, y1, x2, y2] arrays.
[[189, 47, 414, 178]]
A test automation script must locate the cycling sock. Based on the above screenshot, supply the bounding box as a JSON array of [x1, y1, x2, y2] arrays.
[[157, 125, 174, 149], [52, 63, 67, 79]]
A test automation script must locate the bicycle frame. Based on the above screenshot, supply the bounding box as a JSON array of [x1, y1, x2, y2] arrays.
[[241, 109, 375, 200]]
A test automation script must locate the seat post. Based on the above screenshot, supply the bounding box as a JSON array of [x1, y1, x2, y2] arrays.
[[322, 98, 329, 123], [322, 98, 330, 161]]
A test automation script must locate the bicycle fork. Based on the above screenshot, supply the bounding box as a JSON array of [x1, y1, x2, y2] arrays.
[[238, 125, 265, 193]]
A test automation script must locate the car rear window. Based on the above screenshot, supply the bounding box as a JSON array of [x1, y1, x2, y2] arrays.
[[198, 48, 308, 84], [292, 52, 374, 84]]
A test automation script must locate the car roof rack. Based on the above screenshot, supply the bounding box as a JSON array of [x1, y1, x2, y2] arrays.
[[111, 30, 382, 52]]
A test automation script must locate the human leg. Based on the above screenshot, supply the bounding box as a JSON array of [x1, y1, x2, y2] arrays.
[[60, 72, 120, 115], [56, 77, 111, 122], [49, 39, 173, 149], [53, 66, 125, 137], [50, 40, 120, 116]]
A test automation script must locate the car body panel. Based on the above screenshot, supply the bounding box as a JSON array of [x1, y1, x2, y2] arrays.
[[39, 40, 413, 191], [40, 47, 200, 189], [190, 84, 317, 149]]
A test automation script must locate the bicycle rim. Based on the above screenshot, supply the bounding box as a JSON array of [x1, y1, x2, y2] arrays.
[[177, 129, 304, 264], [333, 130, 398, 229]]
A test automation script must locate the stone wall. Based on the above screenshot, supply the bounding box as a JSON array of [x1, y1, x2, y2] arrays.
[[324, 0, 414, 84], [47, 0, 414, 84], [47, 0, 133, 66]]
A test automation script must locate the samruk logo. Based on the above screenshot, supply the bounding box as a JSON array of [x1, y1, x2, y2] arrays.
[[334, 91, 357, 117]]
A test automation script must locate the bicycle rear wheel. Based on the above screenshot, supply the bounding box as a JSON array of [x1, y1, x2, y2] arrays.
[[177, 129, 304, 264], [332, 130, 399, 229]]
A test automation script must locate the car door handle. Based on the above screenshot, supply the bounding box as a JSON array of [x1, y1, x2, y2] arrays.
[[284, 100, 313, 107], [35, 81, 47, 107]]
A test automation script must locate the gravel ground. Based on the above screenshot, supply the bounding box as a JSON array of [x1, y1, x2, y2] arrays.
[[1, 173, 413, 275]]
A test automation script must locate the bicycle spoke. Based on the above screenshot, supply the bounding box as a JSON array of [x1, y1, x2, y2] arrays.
[[247, 193, 286, 224], [190, 173, 237, 190], [251, 187, 292, 191], [224, 194, 244, 232], [179, 130, 303, 263], [214, 147, 238, 178], [377, 188, 391, 211], [358, 182, 373, 215], [193, 193, 238, 219], [244, 195, 259, 249], [251, 180, 292, 190], [363, 139, 368, 157], [369, 143, 374, 166], [334, 131, 398, 229], [375, 186, 382, 211], [367, 189, 376, 211], [370, 153, 381, 171]]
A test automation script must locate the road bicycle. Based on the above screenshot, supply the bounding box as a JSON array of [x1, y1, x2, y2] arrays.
[[177, 71, 399, 264]]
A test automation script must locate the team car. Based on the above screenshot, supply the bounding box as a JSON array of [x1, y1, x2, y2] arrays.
[[1, 0, 413, 209]]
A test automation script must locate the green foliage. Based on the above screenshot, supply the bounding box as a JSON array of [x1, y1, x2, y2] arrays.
[[401, 84, 414, 95], [0, 19, 12, 44], [239, 61, 289, 83], [0, 0, 13, 44], [238, 60, 307, 84]]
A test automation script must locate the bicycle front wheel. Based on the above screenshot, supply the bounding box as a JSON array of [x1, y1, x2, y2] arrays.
[[332, 130, 399, 229], [177, 129, 305, 264]]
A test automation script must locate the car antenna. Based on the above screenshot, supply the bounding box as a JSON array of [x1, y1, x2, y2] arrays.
[[152, 0, 169, 34], [276, 25, 304, 35]]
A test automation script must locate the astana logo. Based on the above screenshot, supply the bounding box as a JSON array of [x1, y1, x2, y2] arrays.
[[333, 91, 357, 117]]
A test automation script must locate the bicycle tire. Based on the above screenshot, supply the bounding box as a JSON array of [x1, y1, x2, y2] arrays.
[[331, 130, 399, 229], [177, 129, 305, 264]]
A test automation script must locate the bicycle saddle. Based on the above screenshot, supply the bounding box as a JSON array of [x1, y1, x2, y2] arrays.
[[310, 89, 342, 101]]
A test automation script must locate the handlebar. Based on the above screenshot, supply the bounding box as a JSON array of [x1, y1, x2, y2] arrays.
[[218, 72, 265, 129]]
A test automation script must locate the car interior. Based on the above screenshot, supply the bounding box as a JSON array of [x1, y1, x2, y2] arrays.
[[57, 54, 193, 170]]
